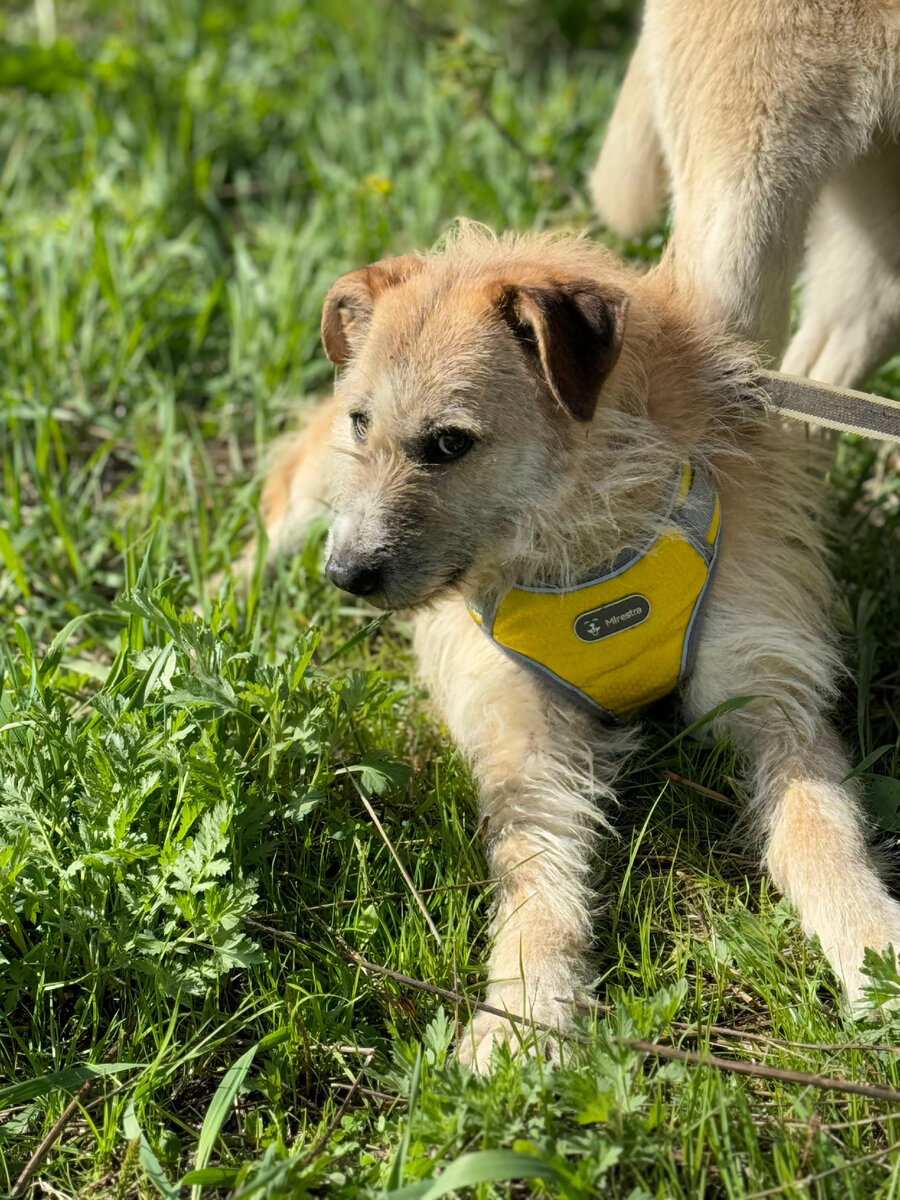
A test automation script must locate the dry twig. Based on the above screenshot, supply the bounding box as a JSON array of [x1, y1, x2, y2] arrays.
[[12, 1080, 94, 1199], [35, 1181, 76, 1200], [673, 1021, 900, 1057], [664, 770, 741, 809], [622, 1039, 900, 1106], [247, 917, 900, 1106], [742, 1137, 900, 1199], [301, 877, 497, 912]]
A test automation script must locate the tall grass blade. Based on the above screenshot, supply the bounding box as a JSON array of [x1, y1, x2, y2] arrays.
[[381, 1148, 586, 1200], [122, 1101, 180, 1200], [0, 1063, 142, 1109], [190, 1043, 258, 1200]]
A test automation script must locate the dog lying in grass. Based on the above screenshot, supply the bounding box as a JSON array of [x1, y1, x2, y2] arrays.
[[591, 0, 900, 385], [257, 226, 900, 1071]]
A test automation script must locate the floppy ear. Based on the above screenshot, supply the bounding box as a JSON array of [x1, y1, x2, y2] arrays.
[[321, 254, 424, 365], [496, 280, 629, 421]]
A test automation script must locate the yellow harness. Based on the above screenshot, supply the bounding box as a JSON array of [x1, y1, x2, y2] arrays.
[[468, 464, 721, 721]]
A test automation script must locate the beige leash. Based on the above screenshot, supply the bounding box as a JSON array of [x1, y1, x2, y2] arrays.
[[759, 369, 900, 442]]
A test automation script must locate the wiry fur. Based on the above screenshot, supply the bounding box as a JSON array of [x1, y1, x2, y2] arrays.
[[257, 226, 900, 1071], [591, 0, 900, 383]]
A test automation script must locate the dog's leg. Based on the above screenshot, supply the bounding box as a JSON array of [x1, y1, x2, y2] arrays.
[[759, 736, 900, 1005], [782, 138, 900, 388], [218, 394, 338, 593], [682, 498, 900, 1003], [641, 1, 879, 358], [661, 149, 817, 361], [257, 395, 338, 562], [590, 36, 668, 238], [413, 598, 637, 1072]]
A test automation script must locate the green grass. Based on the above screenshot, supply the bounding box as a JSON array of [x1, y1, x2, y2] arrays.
[[2, 1, 900, 1197]]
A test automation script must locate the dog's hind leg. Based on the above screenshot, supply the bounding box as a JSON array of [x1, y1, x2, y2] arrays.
[[257, 395, 338, 562], [590, 36, 668, 239], [681, 464, 900, 1003], [660, 138, 819, 361], [642, 1, 878, 358], [413, 597, 638, 1072], [782, 139, 900, 389], [221, 395, 338, 591]]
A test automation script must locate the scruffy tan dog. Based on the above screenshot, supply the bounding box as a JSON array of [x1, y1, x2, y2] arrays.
[[591, 0, 900, 386], [258, 226, 900, 1071]]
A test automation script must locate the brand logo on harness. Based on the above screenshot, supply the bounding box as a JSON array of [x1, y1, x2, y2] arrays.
[[574, 594, 651, 642]]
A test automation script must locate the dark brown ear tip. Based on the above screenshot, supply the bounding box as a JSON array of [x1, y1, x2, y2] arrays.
[[569, 279, 630, 315], [493, 276, 630, 423], [365, 253, 426, 295], [608, 288, 631, 319]]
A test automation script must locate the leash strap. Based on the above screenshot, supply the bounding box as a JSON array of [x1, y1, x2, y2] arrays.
[[759, 370, 900, 442]]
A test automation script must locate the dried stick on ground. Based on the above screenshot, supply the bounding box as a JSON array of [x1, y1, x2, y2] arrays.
[[12, 1080, 95, 1199], [246, 917, 900, 1105]]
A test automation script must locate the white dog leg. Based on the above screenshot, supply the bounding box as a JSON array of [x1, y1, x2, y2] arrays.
[[639, 1, 873, 358], [590, 36, 668, 238], [683, 507, 900, 1003], [783, 138, 900, 388], [413, 598, 637, 1072], [760, 741, 900, 1004], [661, 151, 816, 361]]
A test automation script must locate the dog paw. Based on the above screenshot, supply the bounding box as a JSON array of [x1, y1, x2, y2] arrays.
[[831, 904, 900, 1009], [457, 1011, 516, 1073], [456, 996, 574, 1074]]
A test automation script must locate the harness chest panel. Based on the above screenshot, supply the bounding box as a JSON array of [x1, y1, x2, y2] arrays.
[[468, 464, 721, 721]]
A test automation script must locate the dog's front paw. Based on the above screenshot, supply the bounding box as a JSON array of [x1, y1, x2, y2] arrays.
[[830, 900, 900, 1009], [457, 993, 575, 1073]]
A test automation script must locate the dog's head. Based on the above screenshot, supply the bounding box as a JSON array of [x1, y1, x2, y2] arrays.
[[321, 241, 631, 609]]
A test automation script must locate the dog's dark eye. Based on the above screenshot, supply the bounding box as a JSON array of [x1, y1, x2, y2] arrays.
[[423, 428, 475, 464], [350, 411, 369, 443]]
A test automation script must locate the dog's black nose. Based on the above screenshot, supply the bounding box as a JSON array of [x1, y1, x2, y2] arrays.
[[325, 555, 382, 596]]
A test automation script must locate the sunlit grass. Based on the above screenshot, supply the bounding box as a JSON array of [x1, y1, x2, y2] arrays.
[[1, 1, 900, 1196]]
